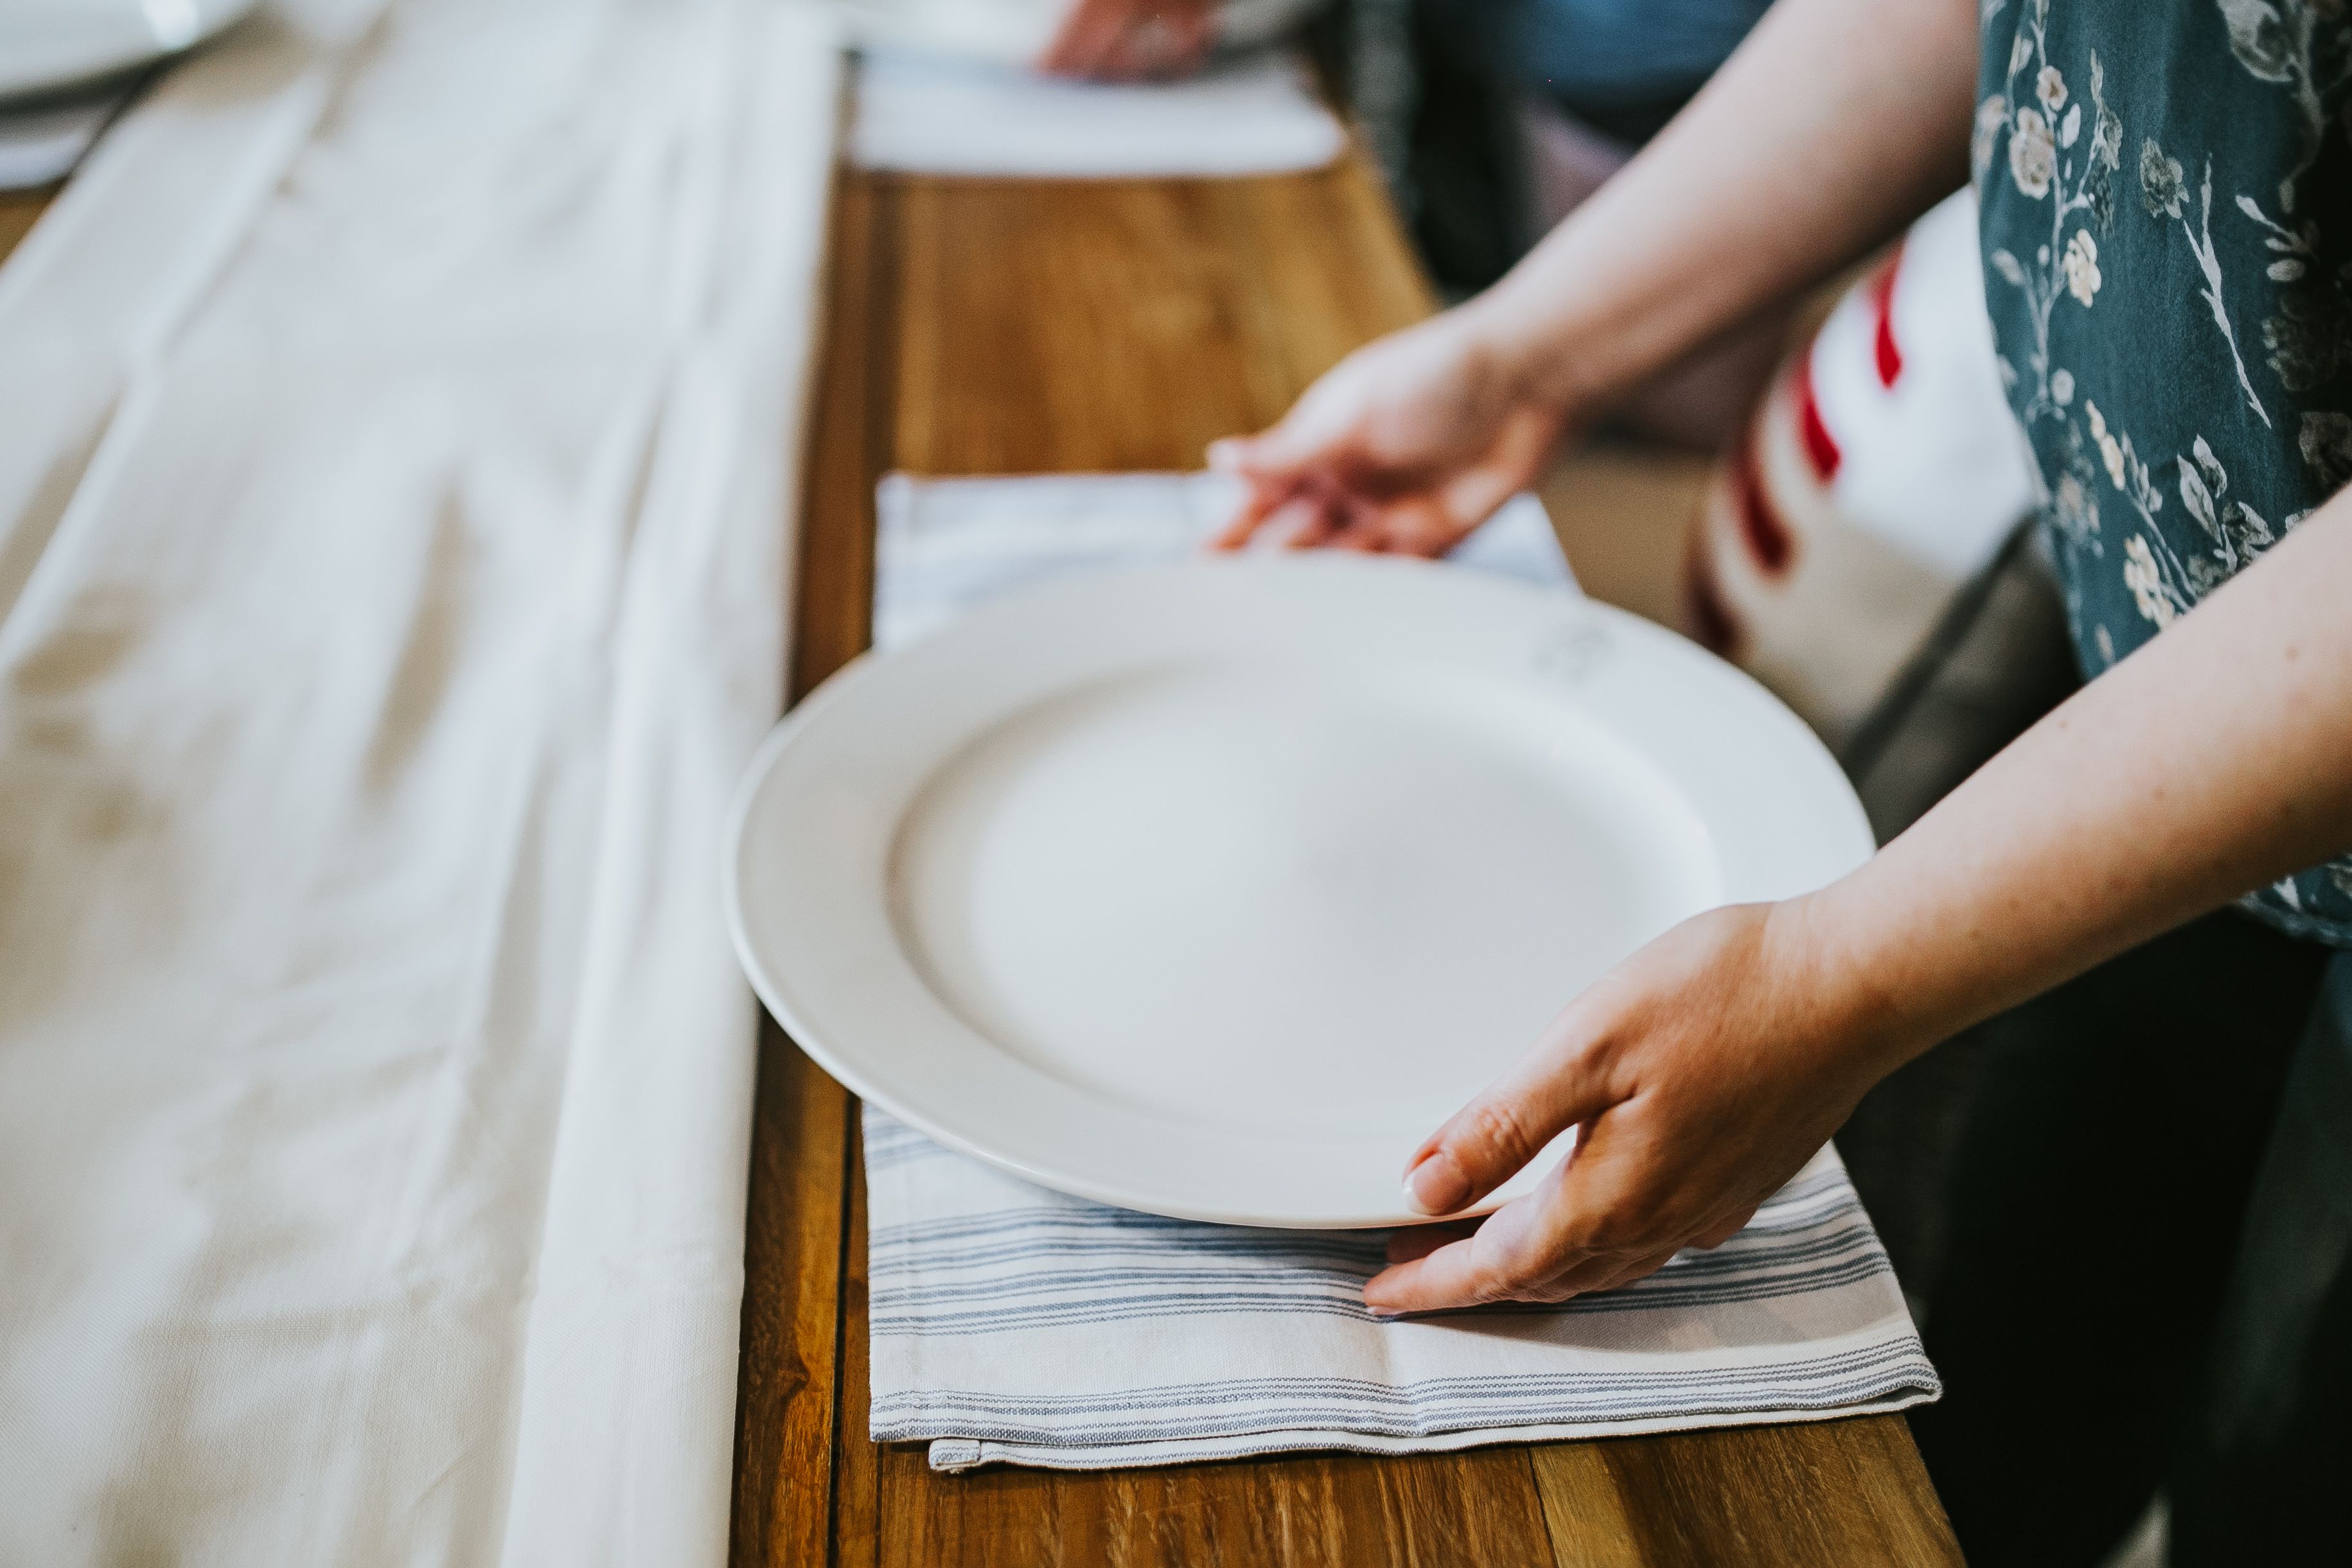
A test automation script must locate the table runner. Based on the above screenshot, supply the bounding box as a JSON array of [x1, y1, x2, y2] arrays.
[[865, 473, 1936, 1472], [0, 1, 836, 1561]]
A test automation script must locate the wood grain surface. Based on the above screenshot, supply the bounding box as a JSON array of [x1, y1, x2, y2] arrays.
[[0, 189, 51, 268], [0, 116, 1961, 1568], [727, 150, 1964, 1568]]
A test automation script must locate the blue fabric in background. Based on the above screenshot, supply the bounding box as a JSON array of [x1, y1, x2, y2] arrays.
[[1433, 0, 1773, 109]]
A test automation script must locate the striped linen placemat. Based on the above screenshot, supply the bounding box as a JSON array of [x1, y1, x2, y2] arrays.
[[863, 472, 1936, 1472], [865, 1113, 1936, 1471]]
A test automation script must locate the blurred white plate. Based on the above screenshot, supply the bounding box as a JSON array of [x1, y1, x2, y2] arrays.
[[726, 558, 1871, 1227], [0, 0, 256, 101]]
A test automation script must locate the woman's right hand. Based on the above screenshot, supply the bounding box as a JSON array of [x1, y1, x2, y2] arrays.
[[1208, 304, 1576, 558]]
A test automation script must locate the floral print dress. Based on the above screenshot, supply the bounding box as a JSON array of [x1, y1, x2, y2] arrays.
[[1976, 0, 2352, 944]]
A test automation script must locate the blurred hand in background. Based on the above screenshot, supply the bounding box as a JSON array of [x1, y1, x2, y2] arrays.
[[1038, 0, 1217, 80]]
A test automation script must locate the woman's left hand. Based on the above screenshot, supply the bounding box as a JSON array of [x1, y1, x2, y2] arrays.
[[1038, 0, 1216, 80], [1366, 899, 1895, 1312]]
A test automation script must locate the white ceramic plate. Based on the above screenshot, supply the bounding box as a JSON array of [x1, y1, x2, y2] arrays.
[[0, 0, 256, 102], [726, 558, 1871, 1227]]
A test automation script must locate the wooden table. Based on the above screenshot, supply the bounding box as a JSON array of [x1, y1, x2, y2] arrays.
[[729, 156, 1964, 1568], [0, 128, 1961, 1568]]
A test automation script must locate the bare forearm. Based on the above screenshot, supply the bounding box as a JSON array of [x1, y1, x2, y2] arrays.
[[1802, 497, 2352, 1068], [1466, 0, 1981, 413]]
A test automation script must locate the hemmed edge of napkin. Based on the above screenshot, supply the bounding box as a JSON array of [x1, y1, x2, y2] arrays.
[[921, 1385, 1939, 1473]]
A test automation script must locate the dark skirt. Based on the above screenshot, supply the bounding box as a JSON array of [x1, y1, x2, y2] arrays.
[[1904, 919, 2352, 1567]]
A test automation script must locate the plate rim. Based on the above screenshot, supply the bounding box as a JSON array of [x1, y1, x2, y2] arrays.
[[0, 0, 260, 104]]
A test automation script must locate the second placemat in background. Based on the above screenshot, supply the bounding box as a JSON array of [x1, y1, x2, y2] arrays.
[[874, 470, 1571, 647], [847, 48, 1343, 177]]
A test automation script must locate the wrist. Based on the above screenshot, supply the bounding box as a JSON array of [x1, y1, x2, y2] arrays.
[[1760, 888, 1936, 1083], [1450, 289, 1595, 428]]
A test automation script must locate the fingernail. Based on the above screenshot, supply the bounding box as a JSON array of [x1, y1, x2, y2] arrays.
[[1403, 1151, 1469, 1216]]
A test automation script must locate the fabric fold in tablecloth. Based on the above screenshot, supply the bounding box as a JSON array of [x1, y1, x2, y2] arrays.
[[0, 2, 837, 1562], [865, 473, 1935, 1472]]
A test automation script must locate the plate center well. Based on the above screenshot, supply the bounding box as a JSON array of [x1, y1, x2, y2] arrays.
[[888, 662, 1720, 1135]]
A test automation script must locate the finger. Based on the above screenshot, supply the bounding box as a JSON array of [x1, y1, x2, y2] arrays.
[[1092, 22, 1151, 80], [1210, 392, 1360, 488], [1383, 1220, 1476, 1265], [1038, 0, 1123, 76], [1370, 495, 1466, 559], [1203, 435, 1253, 474], [1370, 1174, 1694, 1310], [1495, 1098, 1736, 1298], [1206, 424, 1340, 547], [1419, 479, 1514, 552], [1433, 463, 1527, 540], [1248, 480, 1343, 549], [1436, 410, 1563, 526], [1692, 1204, 1759, 1251], [1208, 476, 1298, 551], [1151, 6, 1214, 76], [1225, 489, 1317, 549], [1112, 13, 1189, 80], [1365, 1233, 1559, 1314], [1325, 504, 1394, 552], [1541, 1244, 1683, 1302], [1365, 1191, 1595, 1313], [1392, 412, 1568, 556], [1281, 501, 1342, 551], [1036, 0, 1088, 73], [1401, 1036, 1617, 1218]]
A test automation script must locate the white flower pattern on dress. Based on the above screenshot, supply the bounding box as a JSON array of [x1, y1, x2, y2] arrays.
[[2010, 106, 2057, 198], [2087, 400, 2126, 486], [2037, 64, 2070, 113], [2064, 229, 2102, 304], [2122, 534, 2180, 625], [1974, 94, 2011, 182]]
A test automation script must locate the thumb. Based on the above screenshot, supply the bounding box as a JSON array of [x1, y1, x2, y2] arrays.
[[1205, 427, 1313, 486], [1429, 407, 1567, 535], [1402, 1036, 1618, 1217]]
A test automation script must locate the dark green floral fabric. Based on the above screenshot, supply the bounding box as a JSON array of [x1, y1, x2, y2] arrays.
[[1977, 0, 2352, 945]]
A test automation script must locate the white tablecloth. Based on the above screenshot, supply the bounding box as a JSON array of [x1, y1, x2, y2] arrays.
[[0, 1, 836, 1561]]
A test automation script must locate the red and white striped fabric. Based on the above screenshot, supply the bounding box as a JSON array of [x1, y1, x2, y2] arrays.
[[1683, 189, 2035, 746]]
